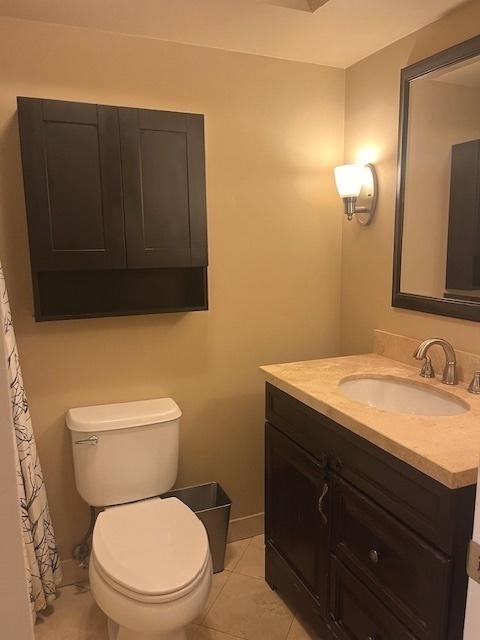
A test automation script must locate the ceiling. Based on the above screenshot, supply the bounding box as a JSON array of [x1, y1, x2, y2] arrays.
[[0, 0, 468, 68]]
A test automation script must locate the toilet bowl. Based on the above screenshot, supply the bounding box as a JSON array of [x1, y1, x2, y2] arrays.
[[89, 497, 213, 640]]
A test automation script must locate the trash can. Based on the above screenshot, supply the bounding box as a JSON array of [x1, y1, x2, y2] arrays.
[[162, 482, 232, 573]]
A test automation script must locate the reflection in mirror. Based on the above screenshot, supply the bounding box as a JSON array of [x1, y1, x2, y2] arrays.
[[401, 54, 480, 302]]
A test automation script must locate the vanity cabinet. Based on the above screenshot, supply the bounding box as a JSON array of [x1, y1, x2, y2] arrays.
[[266, 425, 330, 615], [265, 383, 476, 640], [17, 97, 208, 320]]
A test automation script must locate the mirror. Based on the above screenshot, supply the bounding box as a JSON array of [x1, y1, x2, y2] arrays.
[[393, 35, 480, 322]]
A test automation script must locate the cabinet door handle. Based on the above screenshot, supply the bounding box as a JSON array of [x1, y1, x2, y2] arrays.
[[318, 481, 329, 525]]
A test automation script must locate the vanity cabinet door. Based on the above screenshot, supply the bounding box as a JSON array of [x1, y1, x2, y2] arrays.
[[265, 423, 330, 613], [330, 475, 451, 640], [329, 558, 418, 640], [118, 107, 208, 269], [17, 98, 126, 271]]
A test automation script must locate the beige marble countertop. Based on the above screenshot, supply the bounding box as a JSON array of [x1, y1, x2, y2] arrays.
[[261, 353, 480, 489]]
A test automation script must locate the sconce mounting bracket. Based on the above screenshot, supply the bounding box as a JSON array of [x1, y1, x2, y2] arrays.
[[353, 163, 378, 226]]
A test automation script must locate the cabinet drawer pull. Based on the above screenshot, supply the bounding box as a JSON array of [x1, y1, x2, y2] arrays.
[[318, 482, 329, 525], [369, 549, 380, 564]]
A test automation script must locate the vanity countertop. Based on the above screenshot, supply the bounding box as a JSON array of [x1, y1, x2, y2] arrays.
[[261, 353, 480, 489]]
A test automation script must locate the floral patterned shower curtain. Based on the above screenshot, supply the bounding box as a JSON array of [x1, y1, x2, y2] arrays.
[[0, 263, 62, 613]]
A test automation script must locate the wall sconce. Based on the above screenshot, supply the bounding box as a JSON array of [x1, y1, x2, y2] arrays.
[[334, 163, 378, 225]]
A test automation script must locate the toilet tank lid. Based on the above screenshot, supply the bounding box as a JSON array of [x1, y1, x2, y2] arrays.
[[66, 398, 181, 433]]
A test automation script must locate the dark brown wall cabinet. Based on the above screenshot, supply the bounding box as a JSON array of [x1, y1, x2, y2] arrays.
[[265, 383, 475, 640], [17, 97, 208, 320], [446, 139, 480, 293]]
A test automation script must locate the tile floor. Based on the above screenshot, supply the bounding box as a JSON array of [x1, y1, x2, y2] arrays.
[[34, 536, 316, 640]]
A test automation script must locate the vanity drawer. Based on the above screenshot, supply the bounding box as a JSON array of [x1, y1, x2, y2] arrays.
[[331, 475, 451, 640], [329, 557, 418, 640]]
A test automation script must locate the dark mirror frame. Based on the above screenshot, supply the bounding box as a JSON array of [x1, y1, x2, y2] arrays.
[[392, 34, 480, 322]]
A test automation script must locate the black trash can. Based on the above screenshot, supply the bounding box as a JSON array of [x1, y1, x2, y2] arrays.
[[162, 482, 232, 573]]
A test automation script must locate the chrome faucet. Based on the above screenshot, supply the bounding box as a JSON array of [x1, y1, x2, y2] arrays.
[[413, 338, 458, 385]]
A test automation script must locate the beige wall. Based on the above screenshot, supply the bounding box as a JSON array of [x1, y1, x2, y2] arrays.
[[0, 18, 345, 559], [402, 78, 480, 297], [341, 0, 480, 356]]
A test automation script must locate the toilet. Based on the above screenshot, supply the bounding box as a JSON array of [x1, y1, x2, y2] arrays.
[[66, 398, 212, 640]]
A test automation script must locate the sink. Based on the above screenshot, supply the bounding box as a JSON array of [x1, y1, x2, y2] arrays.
[[339, 376, 469, 416]]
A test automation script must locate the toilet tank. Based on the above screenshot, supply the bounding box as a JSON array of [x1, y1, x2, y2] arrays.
[[66, 398, 181, 507]]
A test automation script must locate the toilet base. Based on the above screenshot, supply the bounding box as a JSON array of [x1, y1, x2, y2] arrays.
[[108, 618, 187, 640]]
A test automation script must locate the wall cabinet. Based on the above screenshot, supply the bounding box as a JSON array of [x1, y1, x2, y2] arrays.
[[17, 97, 208, 320], [265, 383, 476, 640], [446, 139, 480, 295]]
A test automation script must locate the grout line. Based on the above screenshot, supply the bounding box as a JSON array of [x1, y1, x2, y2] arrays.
[[228, 537, 253, 572], [198, 569, 233, 624], [230, 570, 266, 582], [230, 536, 267, 581], [201, 535, 254, 624], [285, 615, 295, 640], [200, 620, 246, 640]]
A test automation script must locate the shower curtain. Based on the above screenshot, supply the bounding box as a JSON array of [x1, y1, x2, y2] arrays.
[[0, 263, 62, 613]]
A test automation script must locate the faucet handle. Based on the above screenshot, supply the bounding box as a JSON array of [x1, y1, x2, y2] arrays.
[[468, 371, 480, 394], [419, 355, 435, 379]]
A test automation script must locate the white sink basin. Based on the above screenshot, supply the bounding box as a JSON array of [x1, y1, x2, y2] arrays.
[[339, 376, 469, 416]]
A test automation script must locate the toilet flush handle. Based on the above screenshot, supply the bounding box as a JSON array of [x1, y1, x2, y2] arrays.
[[75, 435, 98, 446]]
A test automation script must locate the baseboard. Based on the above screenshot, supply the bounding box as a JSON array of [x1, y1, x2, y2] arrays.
[[227, 512, 264, 542], [60, 511, 265, 585], [61, 558, 88, 587]]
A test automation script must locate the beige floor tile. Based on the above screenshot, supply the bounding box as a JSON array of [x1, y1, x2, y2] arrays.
[[203, 573, 293, 640], [34, 584, 107, 640], [196, 569, 232, 623], [251, 535, 265, 548], [187, 624, 242, 639], [223, 539, 251, 572], [286, 617, 317, 640], [234, 536, 265, 580]]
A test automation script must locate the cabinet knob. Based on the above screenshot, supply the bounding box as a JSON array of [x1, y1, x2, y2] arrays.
[[367, 635, 379, 640], [368, 549, 380, 564]]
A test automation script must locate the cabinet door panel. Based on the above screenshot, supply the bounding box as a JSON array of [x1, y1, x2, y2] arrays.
[[330, 558, 417, 640], [265, 423, 329, 611], [141, 129, 190, 249], [45, 122, 105, 251], [331, 476, 451, 640], [17, 98, 125, 270], [119, 107, 207, 268]]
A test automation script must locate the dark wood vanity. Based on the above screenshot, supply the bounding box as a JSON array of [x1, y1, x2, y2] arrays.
[[265, 382, 476, 640]]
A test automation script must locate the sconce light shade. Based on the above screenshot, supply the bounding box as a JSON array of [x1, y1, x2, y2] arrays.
[[334, 164, 364, 198], [334, 163, 378, 225]]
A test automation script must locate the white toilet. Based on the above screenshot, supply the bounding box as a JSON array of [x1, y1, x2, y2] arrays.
[[66, 398, 212, 640]]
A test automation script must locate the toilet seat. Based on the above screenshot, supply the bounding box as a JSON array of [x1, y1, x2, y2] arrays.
[[92, 497, 210, 604]]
